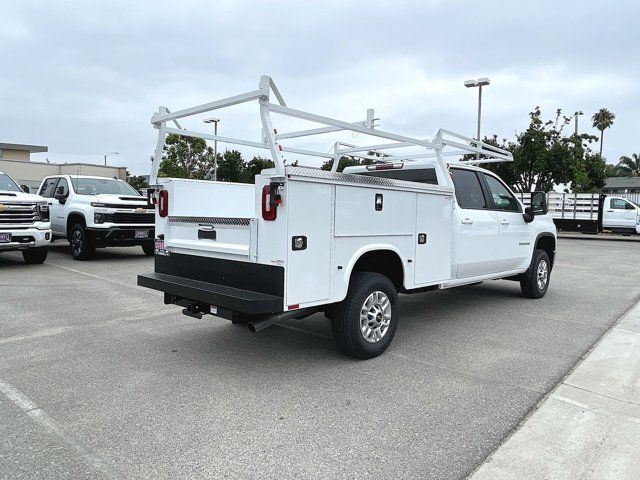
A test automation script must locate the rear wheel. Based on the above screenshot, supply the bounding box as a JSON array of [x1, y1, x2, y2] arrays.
[[520, 249, 550, 299], [142, 243, 155, 256], [331, 272, 399, 359], [22, 247, 48, 264], [70, 223, 95, 261]]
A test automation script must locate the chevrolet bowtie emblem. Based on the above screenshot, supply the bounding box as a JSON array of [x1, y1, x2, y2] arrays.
[[0, 204, 5, 212], [135, 208, 144, 213]]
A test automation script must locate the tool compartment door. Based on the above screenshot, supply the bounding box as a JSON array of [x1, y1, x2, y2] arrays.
[[285, 180, 332, 305], [414, 193, 453, 285]]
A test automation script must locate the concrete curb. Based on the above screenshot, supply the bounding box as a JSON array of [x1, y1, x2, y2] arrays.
[[468, 300, 640, 479], [558, 233, 640, 242]]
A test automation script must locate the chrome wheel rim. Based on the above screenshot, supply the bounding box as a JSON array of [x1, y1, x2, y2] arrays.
[[360, 291, 391, 343], [72, 230, 83, 255], [537, 259, 548, 290]]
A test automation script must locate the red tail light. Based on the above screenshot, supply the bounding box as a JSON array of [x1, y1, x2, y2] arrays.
[[158, 190, 169, 218], [261, 184, 280, 221]]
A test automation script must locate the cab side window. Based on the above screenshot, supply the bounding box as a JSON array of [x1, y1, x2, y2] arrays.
[[610, 198, 629, 210], [451, 169, 486, 209], [483, 174, 521, 212], [55, 178, 69, 197], [39, 178, 58, 198]]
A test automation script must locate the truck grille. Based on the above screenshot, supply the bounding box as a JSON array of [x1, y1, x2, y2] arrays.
[[0, 203, 39, 225], [104, 212, 155, 224]]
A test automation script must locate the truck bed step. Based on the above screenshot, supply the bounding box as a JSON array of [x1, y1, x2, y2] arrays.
[[137, 272, 283, 315]]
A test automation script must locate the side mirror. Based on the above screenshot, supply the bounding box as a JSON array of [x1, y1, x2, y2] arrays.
[[54, 186, 67, 204], [20, 184, 30, 193], [531, 191, 548, 215], [523, 206, 535, 223]]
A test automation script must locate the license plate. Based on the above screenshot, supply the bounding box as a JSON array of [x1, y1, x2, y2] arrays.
[[0, 233, 10, 243], [135, 230, 149, 239]]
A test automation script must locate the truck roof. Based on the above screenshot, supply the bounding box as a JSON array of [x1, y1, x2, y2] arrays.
[[43, 174, 124, 181]]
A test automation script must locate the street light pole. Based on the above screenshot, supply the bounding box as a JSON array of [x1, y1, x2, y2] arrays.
[[464, 78, 490, 159], [203, 118, 220, 181], [574, 111, 584, 136], [104, 151, 119, 166]]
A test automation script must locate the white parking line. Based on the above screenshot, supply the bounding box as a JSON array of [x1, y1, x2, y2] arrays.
[[0, 378, 118, 479], [46, 261, 153, 294]]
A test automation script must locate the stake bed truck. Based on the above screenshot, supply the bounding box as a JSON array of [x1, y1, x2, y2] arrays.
[[138, 76, 557, 358]]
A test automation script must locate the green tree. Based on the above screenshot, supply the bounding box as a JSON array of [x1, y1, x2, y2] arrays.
[[591, 108, 615, 158], [243, 156, 275, 183], [617, 153, 640, 176], [125, 170, 149, 192], [605, 163, 623, 177], [216, 150, 245, 182], [158, 134, 215, 179], [483, 108, 598, 192]]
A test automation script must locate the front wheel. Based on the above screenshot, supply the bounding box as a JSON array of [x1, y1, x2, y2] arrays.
[[70, 224, 95, 261], [22, 247, 48, 264], [520, 249, 551, 299], [331, 272, 399, 359], [141, 243, 155, 256]]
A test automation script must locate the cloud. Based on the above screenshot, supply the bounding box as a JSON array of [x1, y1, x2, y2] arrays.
[[1, 0, 638, 174]]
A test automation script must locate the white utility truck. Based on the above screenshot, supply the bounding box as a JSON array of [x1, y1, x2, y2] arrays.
[[138, 76, 557, 359], [37, 175, 155, 260], [518, 192, 640, 234], [0, 172, 51, 263]]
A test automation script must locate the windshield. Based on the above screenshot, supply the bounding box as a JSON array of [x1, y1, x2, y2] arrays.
[[70, 178, 140, 196], [0, 173, 21, 192]]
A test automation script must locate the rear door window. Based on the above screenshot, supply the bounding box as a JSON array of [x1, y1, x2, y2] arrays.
[[451, 169, 486, 209]]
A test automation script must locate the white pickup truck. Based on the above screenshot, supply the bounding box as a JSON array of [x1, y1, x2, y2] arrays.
[[37, 175, 155, 260], [138, 76, 557, 358], [0, 172, 51, 263]]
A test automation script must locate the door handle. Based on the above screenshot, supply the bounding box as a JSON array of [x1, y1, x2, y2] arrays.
[[606, 210, 614, 212], [461, 218, 473, 225], [500, 219, 509, 225]]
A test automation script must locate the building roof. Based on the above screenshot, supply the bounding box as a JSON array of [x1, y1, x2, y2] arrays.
[[0, 142, 48, 153], [604, 176, 640, 189]]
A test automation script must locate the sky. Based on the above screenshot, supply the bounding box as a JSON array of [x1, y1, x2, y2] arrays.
[[1, 0, 638, 175]]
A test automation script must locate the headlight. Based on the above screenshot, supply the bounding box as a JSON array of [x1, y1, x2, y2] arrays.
[[37, 202, 49, 222], [91, 202, 108, 207], [94, 212, 106, 224]]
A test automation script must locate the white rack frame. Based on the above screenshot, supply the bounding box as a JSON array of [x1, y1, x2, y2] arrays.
[[149, 75, 513, 187]]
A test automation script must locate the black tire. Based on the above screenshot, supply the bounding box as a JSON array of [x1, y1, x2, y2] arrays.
[[69, 223, 95, 261], [142, 243, 155, 256], [22, 247, 48, 264], [520, 249, 551, 299], [331, 272, 399, 359]]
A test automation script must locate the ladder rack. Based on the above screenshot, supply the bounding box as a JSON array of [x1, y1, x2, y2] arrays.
[[149, 76, 513, 186]]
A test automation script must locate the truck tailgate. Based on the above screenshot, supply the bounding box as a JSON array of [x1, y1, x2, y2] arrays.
[[161, 179, 257, 260]]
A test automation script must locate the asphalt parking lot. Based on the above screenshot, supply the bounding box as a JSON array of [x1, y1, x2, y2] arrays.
[[1, 238, 639, 480]]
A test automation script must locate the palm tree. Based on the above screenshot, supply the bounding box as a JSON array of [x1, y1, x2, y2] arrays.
[[617, 153, 640, 176], [591, 108, 615, 158]]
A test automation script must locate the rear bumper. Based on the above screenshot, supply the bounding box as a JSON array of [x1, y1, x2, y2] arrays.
[[138, 252, 285, 315], [137, 272, 283, 315], [86, 226, 154, 247]]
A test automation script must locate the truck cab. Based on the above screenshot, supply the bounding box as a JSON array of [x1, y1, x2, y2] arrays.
[[602, 196, 640, 234], [0, 171, 51, 263], [38, 175, 155, 260]]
